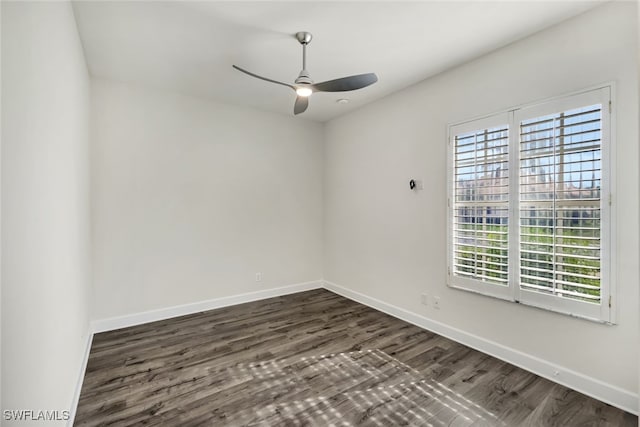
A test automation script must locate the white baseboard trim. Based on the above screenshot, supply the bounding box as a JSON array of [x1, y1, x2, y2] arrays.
[[68, 331, 93, 427], [322, 280, 638, 415], [91, 280, 323, 334]]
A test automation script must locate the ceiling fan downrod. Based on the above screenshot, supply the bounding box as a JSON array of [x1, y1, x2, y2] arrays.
[[295, 32, 313, 85]]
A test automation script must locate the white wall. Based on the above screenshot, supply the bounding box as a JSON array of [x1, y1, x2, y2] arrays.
[[324, 0, 638, 402], [1, 2, 91, 425], [91, 79, 324, 320]]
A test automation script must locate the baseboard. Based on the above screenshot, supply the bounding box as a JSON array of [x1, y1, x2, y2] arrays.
[[91, 280, 323, 333], [67, 331, 93, 427], [322, 280, 638, 415]]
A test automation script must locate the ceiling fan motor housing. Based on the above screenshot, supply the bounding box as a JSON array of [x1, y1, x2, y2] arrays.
[[295, 69, 313, 85]]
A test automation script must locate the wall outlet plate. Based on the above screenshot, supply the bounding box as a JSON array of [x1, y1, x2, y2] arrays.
[[421, 293, 428, 305]]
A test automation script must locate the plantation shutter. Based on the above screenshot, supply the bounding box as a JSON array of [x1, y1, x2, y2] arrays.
[[448, 113, 512, 300], [515, 87, 610, 321]]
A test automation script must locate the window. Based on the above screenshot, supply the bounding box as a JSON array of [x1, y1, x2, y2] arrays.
[[447, 86, 613, 322], [450, 113, 512, 300]]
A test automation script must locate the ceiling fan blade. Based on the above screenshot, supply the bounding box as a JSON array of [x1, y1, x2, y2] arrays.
[[232, 65, 295, 90], [294, 96, 309, 115], [311, 73, 378, 92]]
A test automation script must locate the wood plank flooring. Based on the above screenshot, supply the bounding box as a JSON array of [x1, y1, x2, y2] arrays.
[[75, 289, 637, 426]]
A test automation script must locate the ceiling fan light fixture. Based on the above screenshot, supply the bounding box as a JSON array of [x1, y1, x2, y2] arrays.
[[296, 86, 313, 97]]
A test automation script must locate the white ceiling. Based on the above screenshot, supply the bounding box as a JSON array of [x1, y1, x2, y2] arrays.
[[72, 1, 603, 122]]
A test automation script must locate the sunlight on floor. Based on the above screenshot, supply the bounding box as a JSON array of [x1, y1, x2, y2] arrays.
[[218, 349, 504, 426]]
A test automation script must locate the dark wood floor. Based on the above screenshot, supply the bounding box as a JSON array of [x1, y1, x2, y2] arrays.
[[75, 289, 637, 426]]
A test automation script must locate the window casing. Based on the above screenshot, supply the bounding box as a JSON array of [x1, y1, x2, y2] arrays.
[[447, 86, 613, 323]]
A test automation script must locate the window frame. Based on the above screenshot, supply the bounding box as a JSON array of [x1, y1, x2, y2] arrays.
[[446, 85, 614, 324]]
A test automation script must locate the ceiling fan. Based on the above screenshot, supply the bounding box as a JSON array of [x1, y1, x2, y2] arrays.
[[233, 32, 378, 115]]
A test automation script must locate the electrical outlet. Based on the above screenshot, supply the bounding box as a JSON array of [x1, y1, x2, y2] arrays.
[[255, 273, 262, 282], [421, 293, 429, 306], [433, 296, 441, 309]]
